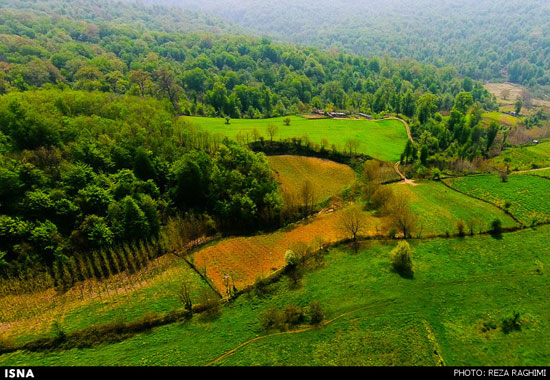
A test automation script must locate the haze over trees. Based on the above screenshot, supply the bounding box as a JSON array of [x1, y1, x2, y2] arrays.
[[152, 0, 550, 94]]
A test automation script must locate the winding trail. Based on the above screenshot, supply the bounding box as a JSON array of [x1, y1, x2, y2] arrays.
[[393, 161, 417, 186], [386, 116, 414, 143], [205, 301, 397, 366], [385, 116, 416, 185]]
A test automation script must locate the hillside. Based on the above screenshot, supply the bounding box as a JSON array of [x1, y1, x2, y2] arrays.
[[1, 0, 550, 370]]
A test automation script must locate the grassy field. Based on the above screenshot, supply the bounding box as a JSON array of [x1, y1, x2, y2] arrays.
[[389, 181, 518, 235], [184, 116, 408, 162], [267, 155, 356, 203], [2, 225, 550, 366], [0, 255, 216, 345], [481, 112, 521, 127], [445, 174, 550, 226], [490, 140, 550, 171]]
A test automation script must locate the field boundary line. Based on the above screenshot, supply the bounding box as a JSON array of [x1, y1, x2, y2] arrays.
[[439, 179, 525, 228]]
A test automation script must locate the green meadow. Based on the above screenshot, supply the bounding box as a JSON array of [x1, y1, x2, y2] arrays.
[[445, 174, 550, 226], [490, 140, 550, 171], [389, 181, 518, 235], [2, 226, 550, 366], [184, 116, 408, 162]]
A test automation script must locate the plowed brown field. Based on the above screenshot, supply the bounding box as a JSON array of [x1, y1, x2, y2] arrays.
[[194, 207, 386, 294]]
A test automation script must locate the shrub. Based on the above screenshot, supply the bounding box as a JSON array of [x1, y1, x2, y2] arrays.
[[284, 249, 298, 267], [51, 321, 66, 342], [252, 274, 271, 296], [260, 306, 282, 331], [307, 301, 326, 325], [535, 260, 544, 275], [390, 240, 414, 277], [501, 311, 522, 333], [197, 289, 221, 320], [177, 283, 193, 312], [282, 304, 305, 327]]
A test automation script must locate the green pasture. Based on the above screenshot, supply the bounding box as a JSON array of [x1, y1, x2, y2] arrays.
[[445, 174, 550, 226], [184, 116, 408, 162], [389, 181, 518, 235], [490, 140, 550, 171]]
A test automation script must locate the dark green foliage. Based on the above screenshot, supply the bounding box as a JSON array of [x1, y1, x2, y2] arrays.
[[306, 301, 326, 325], [260, 301, 325, 331], [491, 219, 503, 236], [169, 0, 550, 88], [501, 312, 522, 334]]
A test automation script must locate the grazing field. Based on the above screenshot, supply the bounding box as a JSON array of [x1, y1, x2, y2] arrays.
[[267, 155, 355, 203], [0, 255, 216, 345], [484, 82, 550, 113], [184, 116, 408, 162], [481, 112, 520, 127], [389, 181, 518, 235], [490, 140, 550, 171], [445, 175, 550, 226], [2, 226, 550, 366]]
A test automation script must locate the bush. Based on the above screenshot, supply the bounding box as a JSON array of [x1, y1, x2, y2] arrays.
[[260, 307, 282, 331], [284, 249, 299, 267], [282, 304, 305, 327], [260, 303, 308, 331], [307, 301, 326, 325], [501, 311, 522, 333], [390, 240, 414, 277], [51, 321, 66, 342], [535, 260, 544, 275]]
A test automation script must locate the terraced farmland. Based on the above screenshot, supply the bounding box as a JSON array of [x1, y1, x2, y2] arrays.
[[193, 206, 386, 293]]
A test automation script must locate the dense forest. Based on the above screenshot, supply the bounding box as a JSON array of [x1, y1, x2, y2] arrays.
[[150, 0, 550, 93], [0, 2, 497, 116]]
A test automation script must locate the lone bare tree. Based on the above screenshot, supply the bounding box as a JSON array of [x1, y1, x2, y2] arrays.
[[339, 207, 365, 253], [300, 180, 316, 217], [386, 192, 418, 238]]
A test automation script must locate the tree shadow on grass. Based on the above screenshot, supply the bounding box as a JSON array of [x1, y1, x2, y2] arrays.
[[390, 267, 414, 279]]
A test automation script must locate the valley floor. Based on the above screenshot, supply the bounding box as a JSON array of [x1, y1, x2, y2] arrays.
[[1, 225, 550, 366]]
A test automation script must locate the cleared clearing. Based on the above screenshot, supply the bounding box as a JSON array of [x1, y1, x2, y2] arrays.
[[183, 116, 408, 162]]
